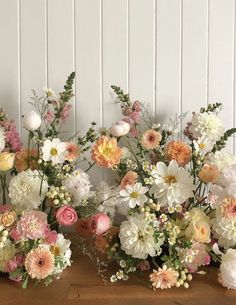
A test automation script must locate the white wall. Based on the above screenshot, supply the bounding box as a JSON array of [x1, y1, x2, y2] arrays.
[[0, 0, 236, 177]]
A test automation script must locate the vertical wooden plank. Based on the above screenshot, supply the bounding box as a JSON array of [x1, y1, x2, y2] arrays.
[[182, 0, 208, 125], [47, 0, 75, 137], [0, 0, 20, 131], [156, 0, 182, 123], [209, 0, 235, 152], [75, 0, 102, 184], [20, 0, 47, 143], [129, 0, 155, 113]]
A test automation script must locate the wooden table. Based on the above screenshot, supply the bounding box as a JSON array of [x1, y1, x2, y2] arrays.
[[1, 241, 236, 305]]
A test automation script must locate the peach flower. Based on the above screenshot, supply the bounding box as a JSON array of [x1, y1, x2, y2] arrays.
[[91, 136, 122, 168], [141, 129, 162, 150], [65, 142, 80, 162], [185, 220, 211, 244], [120, 171, 138, 190], [24, 247, 55, 279], [149, 266, 179, 289], [0, 211, 16, 227], [95, 227, 119, 254], [14, 149, 38, 172], [198, 164, 220, 183], [220, 197, 236, 219], [165, 140, 192, 166]]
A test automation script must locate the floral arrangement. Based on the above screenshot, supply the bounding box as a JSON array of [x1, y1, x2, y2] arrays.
[[79, 86, 236, 290], [0, 73, 98, 287]]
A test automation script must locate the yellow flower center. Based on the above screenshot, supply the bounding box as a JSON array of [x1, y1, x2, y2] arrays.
[[50, 148, 58, 156], [164, 175, 177, 184], [102, 146, 112, 157], [199, 143, 206, 149], [130, 191, 139, 199], [50, 245, 61, 256]]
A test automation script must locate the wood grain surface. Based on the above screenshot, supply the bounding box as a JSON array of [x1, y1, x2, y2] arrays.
[[1, 239, 236, 305]]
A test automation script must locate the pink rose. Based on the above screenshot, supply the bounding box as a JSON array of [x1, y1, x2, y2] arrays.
[[60, 104, 72, 122], [45, 229, 58, 245], [56, 205, 78, 226], [88, 213, 111, 235], [15, 255, 24, 267], [44, 110, 54, 124]]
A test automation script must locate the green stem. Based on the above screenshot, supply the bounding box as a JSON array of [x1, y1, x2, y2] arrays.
[[85, 161, 96, 173], [0, 173, 7, 204]]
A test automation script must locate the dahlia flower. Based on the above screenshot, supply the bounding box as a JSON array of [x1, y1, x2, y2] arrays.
[[218, 248, 236, 289], [165, 140, 192, 166], [208, 151, 236, 172]]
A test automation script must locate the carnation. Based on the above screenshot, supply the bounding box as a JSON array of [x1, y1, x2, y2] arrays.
[[9, 169, 48, 213], [63, 169, 91, 206], [119, 214, 164, 259], [0, 239, 16, 272]]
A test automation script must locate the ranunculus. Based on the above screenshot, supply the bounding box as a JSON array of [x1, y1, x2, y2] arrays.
[[0, 211, 16, 227], [23, 110, 42, 131], [110, 120, 130, 137], [218, 248, 236, 289], [199, 164, 220, 184], [0, 152, 15, 171], [185, 220, 211, 244], [88, 213, 111, 235], [56, 205, 78, 226]]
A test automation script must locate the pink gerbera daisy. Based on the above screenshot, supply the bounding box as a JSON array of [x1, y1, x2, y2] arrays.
[[25, 247, 55, 279], [141, 129, 162, 150], [65, 142, 80, 162], [149, 266, 179, 289]]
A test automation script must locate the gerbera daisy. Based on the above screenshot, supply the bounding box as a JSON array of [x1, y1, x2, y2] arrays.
[[149, 266, 179, 289], [141, 129, 162, 150]]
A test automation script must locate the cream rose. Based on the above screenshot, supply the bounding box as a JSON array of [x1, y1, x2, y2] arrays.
[[185, 220, 211, 244], [0, 152, 15, 171]]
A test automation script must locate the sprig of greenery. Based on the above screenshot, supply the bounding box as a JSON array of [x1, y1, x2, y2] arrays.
[[212, 128, 236, 152], [111, 85, 131, 107], [200, 102, 222, 113]]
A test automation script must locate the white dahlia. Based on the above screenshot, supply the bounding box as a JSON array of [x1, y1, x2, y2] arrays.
[[63, 169, 91, 206], [189, 112, 224, 141], [150, 160, 195, 207], [119, 214, 163, 259], [217, 164, 236, 199], [120, 183, 148, 208], [42, 138, 67, 165], [0, 127, 5, 152], [212, 217, 236, 249], [219, 248, 236, 289], [0, 239, 16, 272], [9, 169, 48, 213], [208, 151, 236, 172]]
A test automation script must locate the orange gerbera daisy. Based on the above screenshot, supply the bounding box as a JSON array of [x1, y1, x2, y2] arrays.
[[120, 171, 138, 189], [165, 140, 192, 166], [65, 142, 80, 162], [141, 129, 162, 150], [91, 136, 122, 168], [14, 148, 38, 172]]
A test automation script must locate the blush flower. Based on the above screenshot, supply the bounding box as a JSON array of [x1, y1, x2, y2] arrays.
[[165, 140, 192, 166], [91, 136, 122, 168], [88, 213, 111, 235], [56, 205, 78, 226], [60, 104, 72, 122], [65, 142, 80, 162], [199, 164, 220, 184], [149, 266, 179, 289], [24, 247, 55, 280], [141, 129, 162, 150], [120, 171, 138, 190]]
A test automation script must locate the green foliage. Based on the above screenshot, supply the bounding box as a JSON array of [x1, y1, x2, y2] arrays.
[[212, 128, 236, 152], [200, 102, 222, 113], [111, 85, 131, 107]]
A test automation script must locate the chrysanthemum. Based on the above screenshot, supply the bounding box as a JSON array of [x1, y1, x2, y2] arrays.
[[149, 266, 179, 289], [0, 126, 5, 152], [151, 160, 195, 206], [91, 136, 122, 168], [25, 247, 55, 279], [119, 214, 163, 259], [120, 171, 138, 190], [65, 142, 80, 162], [120, 183, 148, 208], [165, 140, 192, 166], [42, 138, 67, 165], [141, 129, 162, 150]]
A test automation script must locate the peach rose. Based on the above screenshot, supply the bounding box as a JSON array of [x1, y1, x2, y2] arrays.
[[14, 149, 38, 172], [56, 205, 78, 226], [0, 211, 16, 227], [198, 164, 220, 183], [185, 220, 211, 244], [165, 140, 192, 166], [0, 152, 15, 171], [120, 171, 138, 189], [91, 136, 122, 168]]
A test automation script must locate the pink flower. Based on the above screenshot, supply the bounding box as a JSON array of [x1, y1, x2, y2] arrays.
[[122, 107, 133, 116], [130, 127, 139, 138], [45, 229, 57, 245], [56, 205, 78, 226], [149, 266, 179, 290], [60, 104, 72, 122], [0, 119, 22, 152], [9, 275, 22, 283], [5, 259, 17, 273], [129, 111, 141, 123], [133, 101, 142, 112], [17, 211, 48, 240], [137, 260, 150, 271], [10, 227, 21, 241], [15, 255, 24, 267], [44, 110, 54, 124], [88, 213, 111, 235]]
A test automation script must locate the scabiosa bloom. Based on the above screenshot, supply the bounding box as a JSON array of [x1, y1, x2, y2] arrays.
[[24, 247, 55, 280], [165, 140, 192, 166], [149, 266, 179, 290], [141, 129, 162, 150], [42, 138, 67, 165]]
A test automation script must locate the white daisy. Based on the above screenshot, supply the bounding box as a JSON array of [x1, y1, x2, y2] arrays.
[[189, 112, 224, 142], [193, 136, 214, 155], [119, 214, 164, 259], [43, 86, 57, 98], [42, 138, 67, 165], [120, 183, 148, 208], [150, 160, 195, 207], [0, 127, 5, 152]]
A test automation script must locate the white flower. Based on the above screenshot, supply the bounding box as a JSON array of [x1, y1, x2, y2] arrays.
[[193, 136, 214, 155], [23, 110, 42, 131], [43, 86, 57, 98], [219, 248, 236, 289], [208, 151, 236, 172], [110, 121, 130, 137], [212, 217, 236, 249], [63, 169, 91, 206], [53, 234, 71, 274], [120, 183, 148, 208], [217, 164, 236, 198], [189, 112, 224, 141], [121, 147, 131, 160], [9, 169, 48, 213], [150, 160, 195, 207], [0, 127, 5, 152], [119, 214, 163, 259], [0, 239, 16, 272], [42, 138, 67, 165]]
